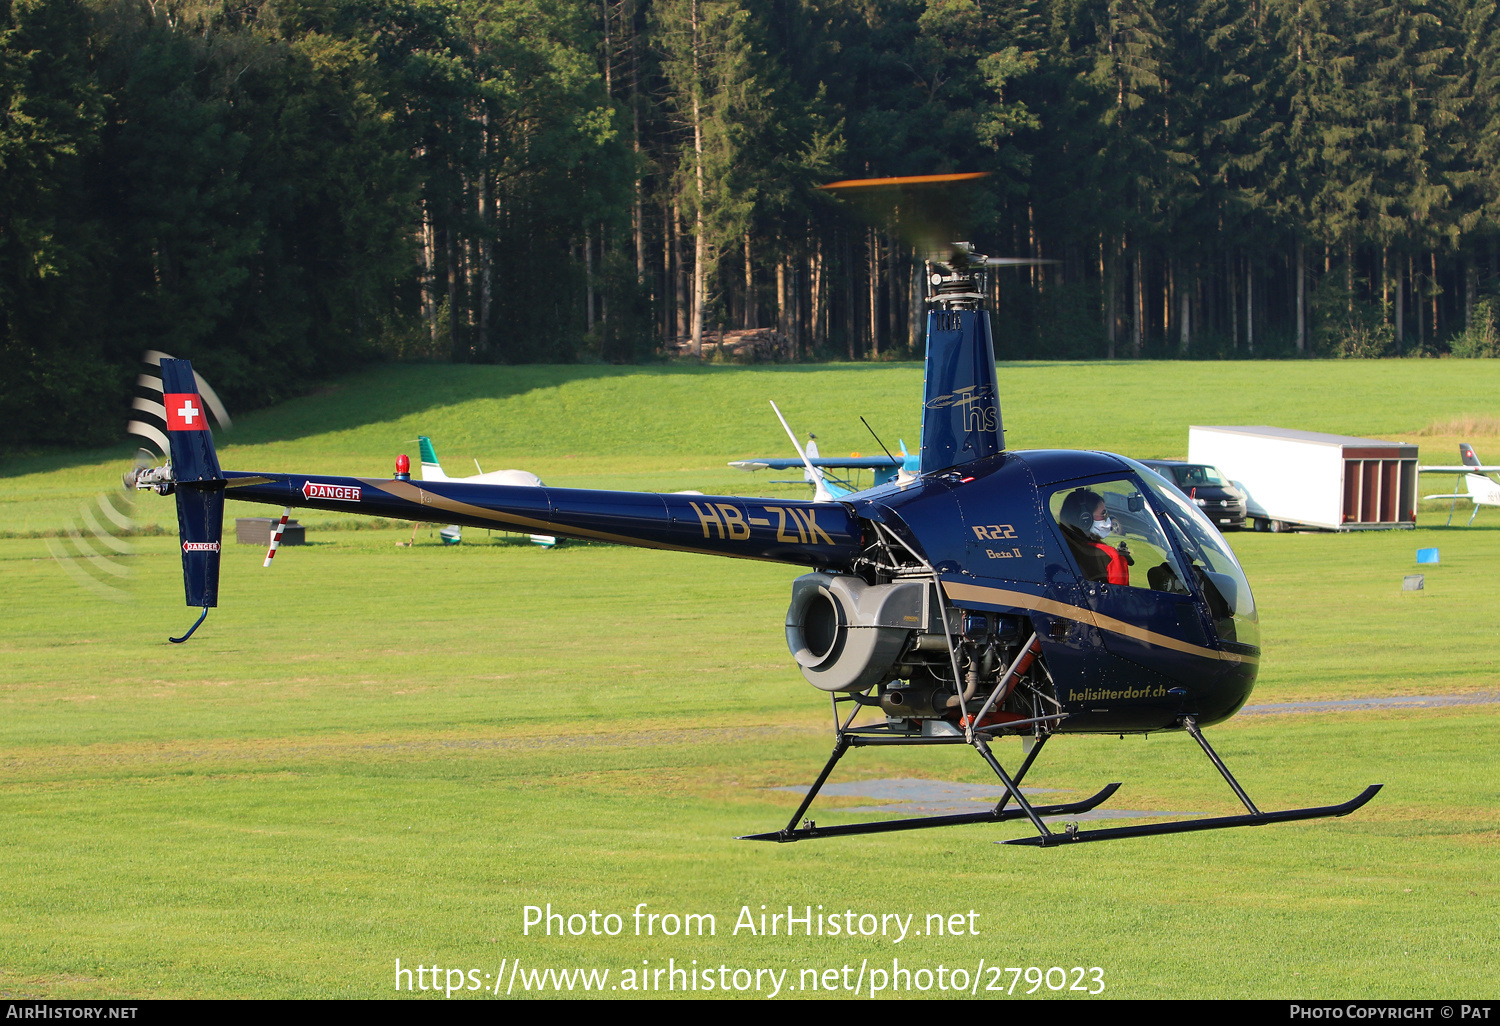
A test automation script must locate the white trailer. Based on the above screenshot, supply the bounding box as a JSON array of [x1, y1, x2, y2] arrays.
[[1187, 426, 1418, 531]]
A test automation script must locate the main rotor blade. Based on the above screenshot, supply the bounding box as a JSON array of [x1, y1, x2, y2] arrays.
[[820, 173, 991, 262]]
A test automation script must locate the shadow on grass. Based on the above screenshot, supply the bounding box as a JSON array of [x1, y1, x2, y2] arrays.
[[0, 361, 935, 480]]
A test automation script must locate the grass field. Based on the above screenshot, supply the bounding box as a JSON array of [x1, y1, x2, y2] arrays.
[[4, 358, 1500, 534], [3, 360, 1499, 1000]]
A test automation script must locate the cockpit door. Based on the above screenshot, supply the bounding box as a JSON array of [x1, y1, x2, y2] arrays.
[[1046, 477, 1221, 689]]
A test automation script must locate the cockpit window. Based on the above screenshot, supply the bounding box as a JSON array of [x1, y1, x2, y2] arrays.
[[1048, 479, 1190, 596], [1125, 458, 1260, 648]]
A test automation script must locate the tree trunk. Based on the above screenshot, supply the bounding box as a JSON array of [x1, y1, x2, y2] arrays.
[[1163, 257, 1171, 347], [673, 203, 687, 345], [1396, 256, 1405, 347], [1132, 245, 1143, 357], [743, 231, 755, 329], [1295, 241, 1305, 353], [809, 235, 823, 355], [632, 126, 644, 286], [477, 199, 492, 359], [886, 232, 899, 349], [1177, 259, 1190, 354], [663, 202, 674, 347], [447, 221, 462, 361], [1434, 252, 1446, 340], [1381, 247, 1389, 325], [1246, 262, 1254, 355], [1416, 255, 1425, 349], [844, 229, 855, 360], [910, 252, 923, 353], [1345, 240, 1353, 319], [1466, 257, 1477, 330], [1228, 251, 1237, 350], [1103, 236, 1115, 359], [629, 0, 644, 285], [790, 251, 802, 359], [776, 245, 787, 339], [688, 0, 706, 359], [422, 194, 438, 343], [585, 228, 595, 334]]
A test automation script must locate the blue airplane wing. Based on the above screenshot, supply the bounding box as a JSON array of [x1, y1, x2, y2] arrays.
[[730, 456, 905, 470]]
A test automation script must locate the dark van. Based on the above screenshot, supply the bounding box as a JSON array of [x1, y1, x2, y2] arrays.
[[1137, 460, 1246, 530]]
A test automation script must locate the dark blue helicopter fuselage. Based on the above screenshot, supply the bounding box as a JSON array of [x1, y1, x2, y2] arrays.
[[212, 445, 1257, 735], [850, 448, 1259, 732]]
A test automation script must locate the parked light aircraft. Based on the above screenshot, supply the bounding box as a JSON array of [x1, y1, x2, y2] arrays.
[[730, 432, 919, 499], [1420, 443, 1500, 526], [418, 436, 556, 546]]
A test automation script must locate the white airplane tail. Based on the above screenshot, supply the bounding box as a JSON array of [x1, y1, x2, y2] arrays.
[[417, 436, 449, 481], [769, 401, 835, 503], [1423, 442, 1500, 524]]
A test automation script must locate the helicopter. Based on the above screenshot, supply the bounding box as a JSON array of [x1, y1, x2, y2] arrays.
[[128, 177, 1380, 847]]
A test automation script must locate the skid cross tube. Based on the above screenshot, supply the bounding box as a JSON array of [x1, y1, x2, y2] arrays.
[[1003, 716, 1382, 847], [739, 729, 1119, 843]]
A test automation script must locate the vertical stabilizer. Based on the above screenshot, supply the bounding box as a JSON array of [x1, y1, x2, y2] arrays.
[[160, 359, 224, 610], [1461, 442, 1482, 467], [920, 309, 1003, 474], [418, 436, 448, 481]]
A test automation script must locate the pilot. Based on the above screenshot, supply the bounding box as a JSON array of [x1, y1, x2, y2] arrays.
[[1058, 488, 1131, 586]]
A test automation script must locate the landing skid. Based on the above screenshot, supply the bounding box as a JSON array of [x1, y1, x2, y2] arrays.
[[740, 715, 1381, 846], [1008, 717, 1381, 846]]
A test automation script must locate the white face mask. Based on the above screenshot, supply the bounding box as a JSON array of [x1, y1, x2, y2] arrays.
[[1089, 516, 1114, 539]]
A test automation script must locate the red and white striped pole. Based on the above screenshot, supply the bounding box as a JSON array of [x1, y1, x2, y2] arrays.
[[263, 508, 291, 567]]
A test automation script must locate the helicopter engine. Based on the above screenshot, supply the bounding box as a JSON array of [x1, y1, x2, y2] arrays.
[[785, 572, 932, 692], [785, 572, 1031, 722]]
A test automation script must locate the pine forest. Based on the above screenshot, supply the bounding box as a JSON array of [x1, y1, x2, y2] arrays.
[[5, 0, 1500, 443]]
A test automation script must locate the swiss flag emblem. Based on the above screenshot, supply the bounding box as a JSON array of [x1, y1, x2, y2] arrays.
[[164, 393, 208, 431]]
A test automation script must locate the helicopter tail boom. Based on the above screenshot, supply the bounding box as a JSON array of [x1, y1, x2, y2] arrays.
[[220, 472, 864, 567]]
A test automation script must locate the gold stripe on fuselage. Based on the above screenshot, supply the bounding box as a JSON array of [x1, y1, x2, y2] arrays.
[[941, 581, 1257, 665], [364, 480, 815, 563]]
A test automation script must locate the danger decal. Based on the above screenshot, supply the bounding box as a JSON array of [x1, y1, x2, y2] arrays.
[[182, 541, 220, 552], [302, 481, 361, 502]]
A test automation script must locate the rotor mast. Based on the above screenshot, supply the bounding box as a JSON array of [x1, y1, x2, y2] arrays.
[[924, 242, 990, 310]]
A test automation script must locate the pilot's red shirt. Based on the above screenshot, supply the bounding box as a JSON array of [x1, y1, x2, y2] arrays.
[[1091, 542, 1130, 586]]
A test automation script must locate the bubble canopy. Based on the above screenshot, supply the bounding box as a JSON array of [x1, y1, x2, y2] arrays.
[[1124, 457, 1259, 649]]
